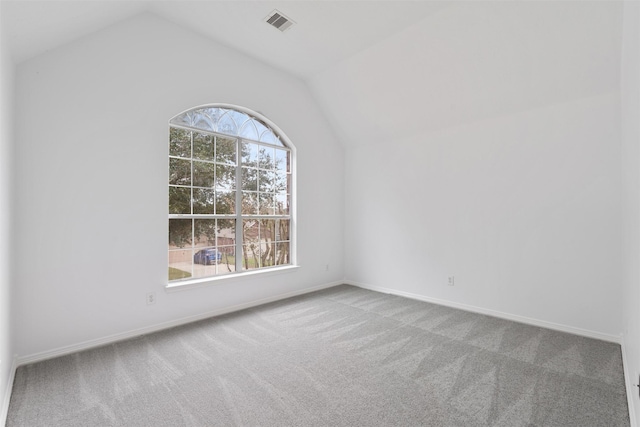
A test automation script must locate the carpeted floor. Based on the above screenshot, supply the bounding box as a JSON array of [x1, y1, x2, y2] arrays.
[[7, 285, 630, 426]]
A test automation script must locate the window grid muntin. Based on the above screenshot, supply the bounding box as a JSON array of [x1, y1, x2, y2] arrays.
[[169, 121, 291, 283], [169, 218, 238, 279], [241, 218, 290, 270], [170, 107, 284, 147]]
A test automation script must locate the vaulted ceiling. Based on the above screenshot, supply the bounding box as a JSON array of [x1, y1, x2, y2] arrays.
[[0, 1, 451, 77], [0, 0, 625, 146]]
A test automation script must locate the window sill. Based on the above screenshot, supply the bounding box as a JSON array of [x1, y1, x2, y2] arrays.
[[165, 265, 300, 292]]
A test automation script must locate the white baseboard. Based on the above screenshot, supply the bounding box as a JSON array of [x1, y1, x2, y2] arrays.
[[17, 281, 344, 367], [621, 336, 639, 427], [1, 356, 17, 427], [345, 280, 622, 344]]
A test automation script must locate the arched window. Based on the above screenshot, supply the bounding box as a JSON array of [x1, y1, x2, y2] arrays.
[[168, 105, 293, 283]]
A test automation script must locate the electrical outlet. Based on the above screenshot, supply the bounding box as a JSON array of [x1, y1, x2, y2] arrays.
[[447, 276, 455, 286], [146, 292, 156, 305]]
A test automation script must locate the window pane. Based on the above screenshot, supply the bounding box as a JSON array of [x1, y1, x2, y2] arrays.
[[169, 249, 192, 280], [242, 245, 261, 270], [242, 192, 258, 215], [275, 241, 290, 265], [217, 219, 236, 247], [242, 142, 258, 165], [259, 146, 275, 170], [192, 112, 215, 132], [242, 220, 260, 269], [262, 244, 275, 267], [229, 110, 249, 131], [193, 161, 215, 188], [239, 120, 258, 140], [171, 111, 195, 128], [169, 128, 191, 158], [194, 219, 217, 248], [259, 193, 275, 215], [193, 247, 218, 279], [195, 107, 223, 130], [218, 112, 238, 135], [275, 149, 289, 173], [274, 171, 287, 193], [216, 164, 236, 190], [217, 246, 236, 275], [169, 158, 191, 186], [260, 219, 275, 241], [193, 188, 215, 214], [193, 246, 218, 263], [254, 120, 268, 138], [243, 220, 280, 270], [258, 170, 274, 193], [216, 136, 236, 165], [169, 219, 192, 248], [169, 186, 191, 214], [216, 191, 235, 214], [275, 194, 289, 215], [242, 168, 257, 191], [277, 219, 290, 241], [259, 130, 277, 144], [193, 132, 214, 161]]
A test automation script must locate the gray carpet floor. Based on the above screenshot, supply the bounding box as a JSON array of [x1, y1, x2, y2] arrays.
[[6, 285, 630, 426]]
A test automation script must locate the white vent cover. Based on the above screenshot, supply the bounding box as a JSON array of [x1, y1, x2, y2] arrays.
[[265, 10, 295, 32]]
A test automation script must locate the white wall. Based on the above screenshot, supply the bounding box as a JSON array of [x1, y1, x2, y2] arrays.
[[621, 1, 640, 424], [13, 13, 344, 358], [310, 1, 625, 339], [344, 92, 623, 338], [0, 3, 16, 421]]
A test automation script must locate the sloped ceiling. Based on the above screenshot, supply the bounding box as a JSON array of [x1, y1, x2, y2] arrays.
[[0, 1, 451, 76], [309, 1, 624, 145], [0, 1, 625, 146]]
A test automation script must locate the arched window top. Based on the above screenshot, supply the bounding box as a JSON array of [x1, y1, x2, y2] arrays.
[[170, 105, 286, 147]]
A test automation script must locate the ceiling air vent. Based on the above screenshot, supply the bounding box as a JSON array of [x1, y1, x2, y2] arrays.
[[265, 10, 295, 32]]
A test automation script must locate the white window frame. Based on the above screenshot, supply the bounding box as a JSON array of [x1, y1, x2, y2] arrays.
[[166, 104, 296, 290]]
